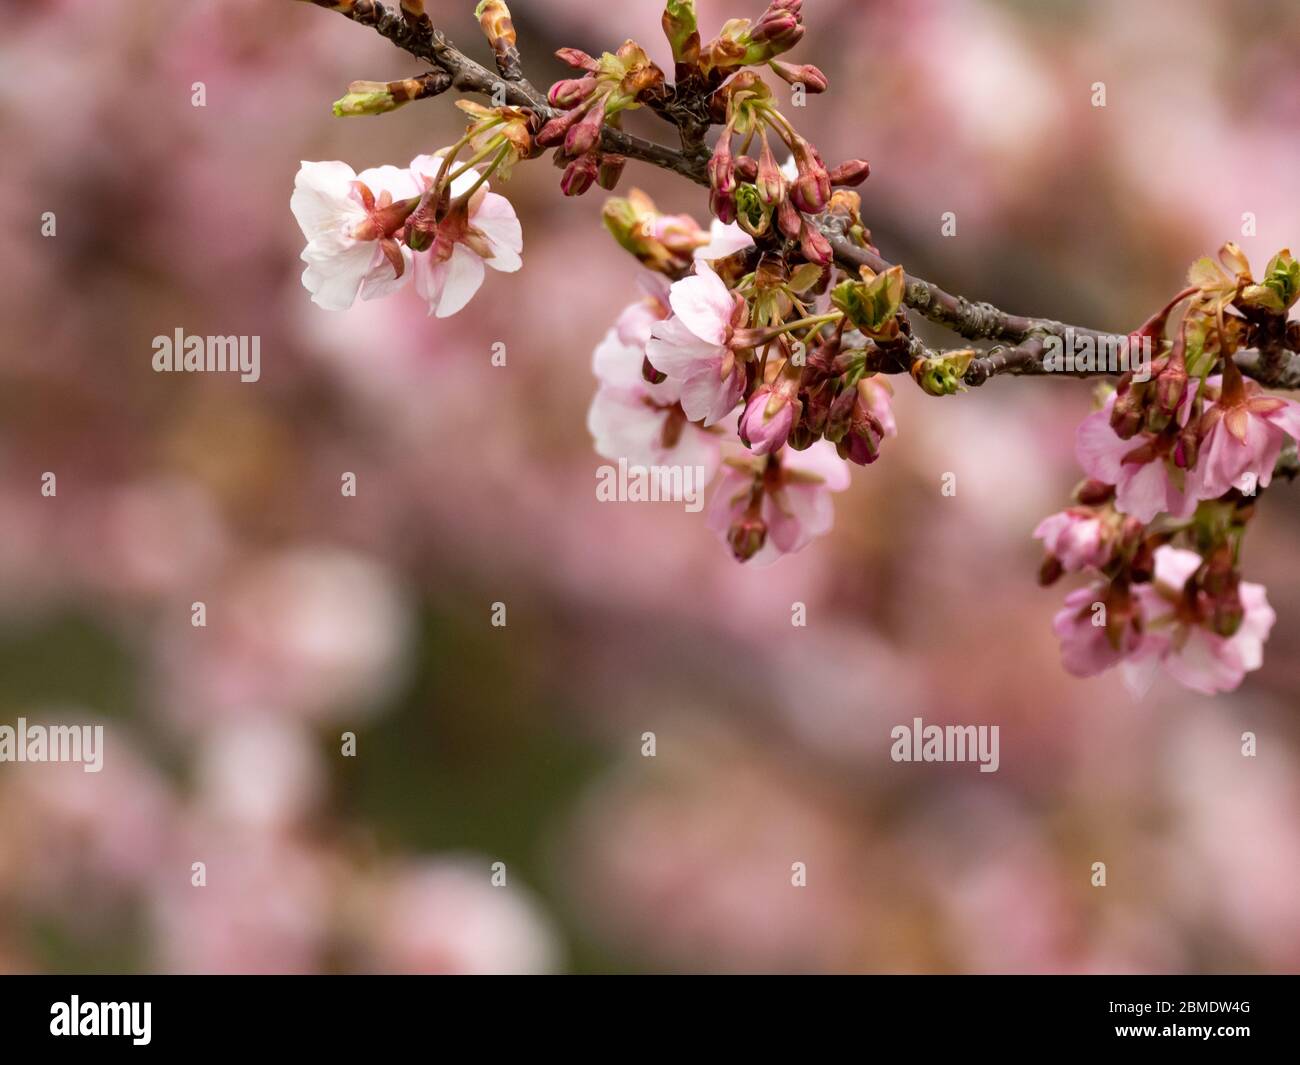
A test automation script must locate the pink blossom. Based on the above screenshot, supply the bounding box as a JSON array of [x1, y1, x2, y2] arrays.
[[645, 261, 747, 427], [1074, 393, 1197, 524], [1186, 378, 1300, 499], [587, 328, 723, 480], [408, 155, 522, 318], [706, 441, 851, 566], [738, 384, 797, 455], [1052, 584, 1143, 677], [1124, 547, 1276, 695], [614, 272, 672, 349], [1033, 509, 1110, 572], [694, 220, 755, 261], [290, 160, 419, 311]]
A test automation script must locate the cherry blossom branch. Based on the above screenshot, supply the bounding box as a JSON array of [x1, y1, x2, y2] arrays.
[[301, 0, 710, 181], [299, 0, 1299, 391]]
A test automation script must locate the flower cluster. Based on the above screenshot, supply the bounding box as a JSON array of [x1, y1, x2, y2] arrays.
[[1040, 244, 1300, 693], [539, 40, 665, 196], [589, 189, 896, 564], [290, 0, 1300, 695], [290, 100, 532, 316]]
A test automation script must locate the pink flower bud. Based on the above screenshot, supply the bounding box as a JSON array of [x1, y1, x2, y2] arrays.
[[756, 137, 786, 209], [727, 512, 768, 561], [597, 153, 627, 191], [561, 153, 598, 196], [790, 139, 831, 214], [536, 106, 586, 148], [565, 101, 606, 156], [734, 156, 759, 183], [555, 47, 600, 72], [770, 60, 828, 93], [777, 198, 802, 240], [739, 384, 798, 455], [548, 76, 596, 109], [829, 159, 870, 187], [799, 218, 832, 266]]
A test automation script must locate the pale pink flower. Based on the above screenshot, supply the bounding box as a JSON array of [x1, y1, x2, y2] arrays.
[[645, 261, 747, 427], [1074, 393, 1197, 523], [1124, 547, 1276, 695], [407, 155, 522, 318], [614, 272, 672, 349], [694, 219, 755, 260], [1033, 509, 1110, 572], [1186, 378, 1300, 499], [1052, 584, 1142, 677], [706, 441, 851, 566], [587, 328, 723, 480], [290, 160, 420, 311]]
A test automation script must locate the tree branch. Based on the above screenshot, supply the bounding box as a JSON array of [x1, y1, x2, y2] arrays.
[[299, 0, 1300, 390]]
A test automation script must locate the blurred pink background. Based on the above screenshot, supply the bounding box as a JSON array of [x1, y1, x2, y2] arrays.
[[1, 0, 1298, 973]]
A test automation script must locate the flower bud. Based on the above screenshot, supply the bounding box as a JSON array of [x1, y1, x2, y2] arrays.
[[770, 60, 827, 93], [333, 82, 399, 117], [475, 0, 517, 55], [332, 74, 449, 117], [548, 76, 597, 109], [728, 511, 768, 561], [756, 137, 786, 209], [565, 100, 607, 156], [1103, 582, 1138, 654], [823, 385, 856, 443], [1038, 554, 1064, 587], [1173, 421, 1199, 470], [801, 382, 834, 436], [789, 137, 831, 215], [829, 159, 871, 187], [556, 47, 600, 72], [798, 218, 833, 266], [734, 156, 759, 183], [1108, 379, 1147, 439], [597, 154, 627, 191], [662, 0, 701, 69], [1075, 479, 1115, 506], [536, 105, 587, 147], [739, 383, 799, 455], [1154, 334, 1188, 418], [561, 153, 598, 196]]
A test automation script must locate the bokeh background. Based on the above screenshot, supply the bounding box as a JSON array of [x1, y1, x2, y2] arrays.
[[2, 0, 1299, 974]]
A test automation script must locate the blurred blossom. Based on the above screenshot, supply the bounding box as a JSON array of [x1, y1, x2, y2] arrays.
[[359, 858, 561, 975], [0, 717, 173, 916], [0, 0, 1297, 977], [149, 827, 335, 975], [193, 717, 324, 831], [564, 734, 916, 972], [152, 546, 413, 728]]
